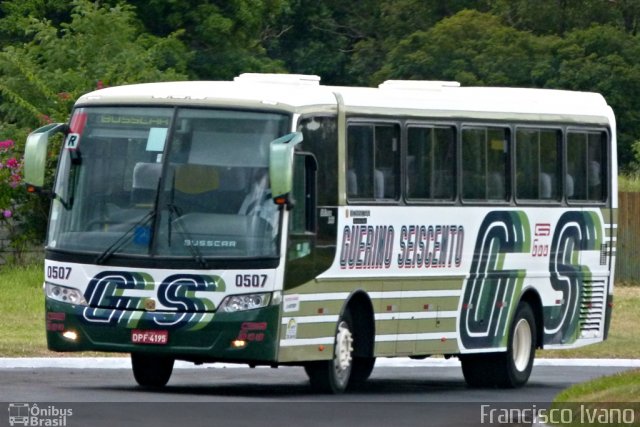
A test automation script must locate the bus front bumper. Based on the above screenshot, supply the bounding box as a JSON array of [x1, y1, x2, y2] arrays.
[[45, 298, 280, 363]]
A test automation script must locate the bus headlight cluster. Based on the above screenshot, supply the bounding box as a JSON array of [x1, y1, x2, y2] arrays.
[[218, 293, 271, 313], [45, 282, 87, 305]]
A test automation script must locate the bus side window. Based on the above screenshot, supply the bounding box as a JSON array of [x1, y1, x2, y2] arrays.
[[567, 130, 607, 202], [515, 128, 561, 202], [462, 126, 509, 202], [347, 122, 400, 201], [406, 125, 456, 201]]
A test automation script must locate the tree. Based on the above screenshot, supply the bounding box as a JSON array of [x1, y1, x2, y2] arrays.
[[0, 0, 72, 46], [267, 0, 373, 85], [489, 0, 620, 35], [268, 0, 491, 86], [126, 0, 287, 79], [375, 10, 552, 86]]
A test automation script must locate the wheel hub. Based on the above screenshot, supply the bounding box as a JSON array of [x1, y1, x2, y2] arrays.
[[512, 318, 532, 372], [334, 321, 354, 383]]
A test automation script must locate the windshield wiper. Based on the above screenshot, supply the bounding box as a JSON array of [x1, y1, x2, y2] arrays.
[[94, 210, 155, 265], [96, 171, 165, 265]]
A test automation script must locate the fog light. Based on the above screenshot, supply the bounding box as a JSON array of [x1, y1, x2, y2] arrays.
[[62, 330, 78, 341], [231, 339, 247, 349]]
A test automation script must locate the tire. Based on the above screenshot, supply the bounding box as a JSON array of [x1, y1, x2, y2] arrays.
[[503, 302, 536, 387], [131, 353, 174, 388], [460, 352, 502, 388], [461, 302, 536, 388], [349, 356, 376, 387], [305, 311, 355, 393]]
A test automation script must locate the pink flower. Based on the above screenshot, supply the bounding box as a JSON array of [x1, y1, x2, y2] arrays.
[[6, 157, 18, 169], [3, 210, 11, 219], [0, 140, 14, 149], [38, 114, 52, 124]]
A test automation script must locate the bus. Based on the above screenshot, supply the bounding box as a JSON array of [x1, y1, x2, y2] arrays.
[[24, 73, 616, 393]]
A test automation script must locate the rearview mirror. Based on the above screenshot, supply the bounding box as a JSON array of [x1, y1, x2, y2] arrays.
[[24, 123, 68, 188], [269, 132, 303, 200]]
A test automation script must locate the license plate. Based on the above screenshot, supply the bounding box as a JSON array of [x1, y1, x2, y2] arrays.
[[132, 329, 168, 345]]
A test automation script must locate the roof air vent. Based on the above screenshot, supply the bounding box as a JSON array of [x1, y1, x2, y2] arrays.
[[378, 80, 461, 90], [234, 73, 321, 86]]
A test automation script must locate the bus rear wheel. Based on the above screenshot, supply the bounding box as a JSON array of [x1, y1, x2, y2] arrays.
[[305, 311, 355, 393], [460, 302, 536, 388], [131, 353, 174, 388]]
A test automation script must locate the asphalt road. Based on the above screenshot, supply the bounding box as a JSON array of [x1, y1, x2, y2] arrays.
[[0, 360, 637, 427]]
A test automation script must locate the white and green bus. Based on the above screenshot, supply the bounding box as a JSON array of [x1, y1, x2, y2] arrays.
[[24, 74, 617, 393]]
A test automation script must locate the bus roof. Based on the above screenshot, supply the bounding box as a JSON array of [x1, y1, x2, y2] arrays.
[[76, 73, 613, 123]]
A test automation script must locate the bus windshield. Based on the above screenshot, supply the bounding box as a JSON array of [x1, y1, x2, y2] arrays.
[[47, 106, 290, 261]]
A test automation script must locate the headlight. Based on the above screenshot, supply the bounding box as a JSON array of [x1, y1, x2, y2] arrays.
[[45, 282, 87, 306], [218, 293, 271, 313]]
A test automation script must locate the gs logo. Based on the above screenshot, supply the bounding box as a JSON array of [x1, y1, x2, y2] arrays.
[[82, 271, 225, 329]]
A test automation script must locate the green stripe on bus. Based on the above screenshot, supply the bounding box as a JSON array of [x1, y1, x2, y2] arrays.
[[287, 277, 465, 294], [278, 345, 333, 363], [396, 318, 457, 334]]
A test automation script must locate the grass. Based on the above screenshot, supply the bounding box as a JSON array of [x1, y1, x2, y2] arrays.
[[0, 263, 107, 357], [0, 263, 48, 357], [549, 370, 640, 425], [618, 174, 640, 192], [1, 264, 639, 358], [619, 173, 640, 192], [555, 369, 640, 403]]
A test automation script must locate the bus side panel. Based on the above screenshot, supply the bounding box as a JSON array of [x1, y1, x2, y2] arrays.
[[541, 209, 609, 349]]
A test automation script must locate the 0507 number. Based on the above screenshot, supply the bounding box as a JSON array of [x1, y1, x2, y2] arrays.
[[235, 274, 267, 288], [47, 266, 72, 280]]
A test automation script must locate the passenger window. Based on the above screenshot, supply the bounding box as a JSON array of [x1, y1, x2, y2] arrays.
[[516, 128, 561, 201], [462, 126, 509, 201], [297, 116, 337, 206], [407, 126, 456, 201], [347, 123, 400, 201], [567, 130, 607, 202]]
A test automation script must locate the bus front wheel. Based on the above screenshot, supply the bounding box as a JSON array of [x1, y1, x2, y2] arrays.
[[131, 353, 174, 388], [305, 310, 355, 393], [460, 302, 536, 388]]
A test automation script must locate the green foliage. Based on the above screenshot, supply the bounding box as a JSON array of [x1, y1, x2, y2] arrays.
[[126, 0, 287, 79], [265, 0, 361, 84], [489, 0, 621, 35], [376, 10, 553, 86]]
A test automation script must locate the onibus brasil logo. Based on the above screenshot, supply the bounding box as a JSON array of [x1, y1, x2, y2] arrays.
[[7, 403, 72, 426]]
